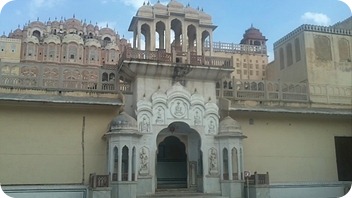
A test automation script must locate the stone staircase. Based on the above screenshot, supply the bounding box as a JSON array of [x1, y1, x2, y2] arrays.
[[138, 189, 227, 198]]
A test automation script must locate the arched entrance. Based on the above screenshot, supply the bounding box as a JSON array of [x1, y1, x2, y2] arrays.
[[156, 122, 202, 190], [157, 136, 187, 189]]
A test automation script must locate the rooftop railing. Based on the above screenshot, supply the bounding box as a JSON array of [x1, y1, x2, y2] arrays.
[[204, 41, 267, 54], [122, 48, 233, 68]]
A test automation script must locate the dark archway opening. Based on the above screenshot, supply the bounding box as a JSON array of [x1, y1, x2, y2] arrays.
[[157, 136, 187, 189]]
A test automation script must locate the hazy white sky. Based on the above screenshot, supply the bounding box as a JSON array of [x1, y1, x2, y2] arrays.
[[0, 0, 350, 60]]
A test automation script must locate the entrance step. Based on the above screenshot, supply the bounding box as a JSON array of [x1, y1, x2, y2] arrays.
[[138, 189, 227, 198]]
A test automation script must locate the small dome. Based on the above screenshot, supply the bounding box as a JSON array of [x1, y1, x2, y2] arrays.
[[219, 116, 242, 134], [167, 0, 183, 9], [153, 1, 168, 14], [86, 24, 95, 32], [9, 28, 22, 39], [199, 11, 212, 24], [167, 0, 184, 13], [65, 18, 83, 31], [100, 27, 115, 36], [51, 20, 60, 28], [28, 20, 45, 29], [109, 112, 138, 131], [137, 3, 153, 17]]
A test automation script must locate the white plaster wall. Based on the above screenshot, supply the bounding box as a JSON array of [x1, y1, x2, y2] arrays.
[[0, 102, 117, 185], [230, 111, 352, 183]]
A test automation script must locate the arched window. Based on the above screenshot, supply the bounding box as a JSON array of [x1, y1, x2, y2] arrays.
[[122, 146, 129, 181], [216, 81, 220, 89], [228, 81, 233, 89], [294, 38, 301, 62], [132, 147, 136, 181], [187, 25, 197, 52], [113, 147, 118, 181], [251, 82, 257, 90], [223, 81, 228, 89], [171, 19, 182, 50], [141, 24, 151, 51], [89, 46, 98, 62], [253, 40, 261, 46], [258, 82, 264, 91], [232, 148, 238, 180], [223, 148, 229, 180], [68, 44, 78, 61], [102, 72, 108, 82], [338, 38, 350, 62], [32, 30, 41, 38], [286, 43, 293, 66], [109, 73, 115, 81], [314, 35, 332, 61], [102, 37, 111, 47], [239, 148, 243, 179], [156, 21, 166, 49], [202, 31, 210, 54], [279, 48, 285, 70]]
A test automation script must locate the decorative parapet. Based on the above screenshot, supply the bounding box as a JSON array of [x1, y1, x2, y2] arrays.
[[309, 84, 352, 105], [274, 24, 352, 48], [204, 41, 267, 54], [217, 79, 309, 103], [217, 79, 352, 106], [0, 62, 124, 93]]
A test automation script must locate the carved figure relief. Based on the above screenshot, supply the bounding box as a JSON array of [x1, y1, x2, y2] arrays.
[[139, 147, 149, 175], [171, 100, 187, 118], [194, 110, 201, 125], [175, 102, 183, 116], [139, 116, 150, 133], [208, 120, 216, 134], [209, 148, 218, 175], [155, 107, 164, 124]]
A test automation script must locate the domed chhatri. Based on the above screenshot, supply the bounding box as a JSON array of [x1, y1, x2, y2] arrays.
[[109, 111, 138, 132], [240, 24, 267, 45], [219, 116, 242, 134]]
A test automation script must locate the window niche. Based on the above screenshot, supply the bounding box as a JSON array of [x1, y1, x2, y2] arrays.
[[314, 35, 332, 61]]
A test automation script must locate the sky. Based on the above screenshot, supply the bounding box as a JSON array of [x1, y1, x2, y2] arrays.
[[0, 0, 350, 60]]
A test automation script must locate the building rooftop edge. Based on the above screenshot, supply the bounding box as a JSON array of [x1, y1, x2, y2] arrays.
[[228, 107, 352, 116], [273, 22, 352, 48], [0, 93, 123, 106]]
